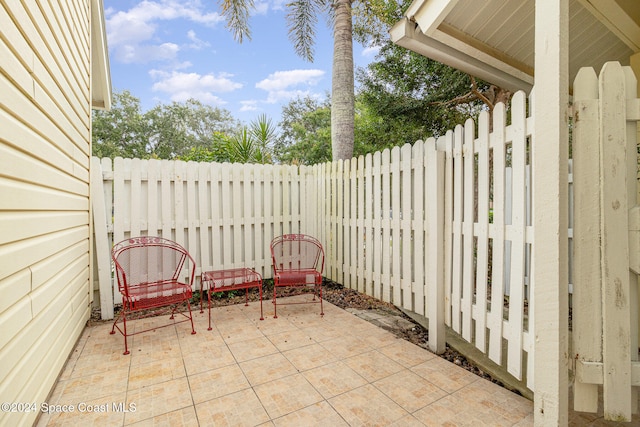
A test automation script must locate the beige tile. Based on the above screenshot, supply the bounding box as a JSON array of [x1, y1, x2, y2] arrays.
[[128, 357, 186, 390], [358, 327, 403, 348], [239, 353, 298, 386], [300, 323, 347, 342], [302, 361, 368, 399], [378, 338, 436, 368], [413, 393, 499, 427], [68, 350, 131, 379], [217, 321, 265, 344], [253, 316, 298, 336], [181, 326, 225, 345], [253, 374, 323, 419], [128, 328, 182, 365], [39, 392, 127, 427], [343, 349, 404, 382], [452, 379, 533, 424], [182, 341, 236, 376], [328, 384, 408, 426], [284, 311, 326, 328], [41, 298, 538, 427], [282, 343, 337, 372], [123, 377, 192, 425], [49, 367, 129, 403], [126, 406, 198, 426], [189, 364, 250, 404], [373, 370, 448, 413], [227, 336, 279, 362], [272, 401, 349, 427], [267, 329, 315, 352], [388, 414, 428, 427], [318, 334, 372, 358], [195, 388, 269, 427], [411, 356, 479, 394], [80, 328, 129, 357]]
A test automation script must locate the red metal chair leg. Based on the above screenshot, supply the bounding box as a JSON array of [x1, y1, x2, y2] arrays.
[[259, 286, 264, 320], [186, 301, 196, 335], [273, 283, 278, 319], [207, 288, 213, 331], [110, 311, 131, 355]]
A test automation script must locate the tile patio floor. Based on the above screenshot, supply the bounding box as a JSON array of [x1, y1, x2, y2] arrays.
[[37, 295, 534, 426]]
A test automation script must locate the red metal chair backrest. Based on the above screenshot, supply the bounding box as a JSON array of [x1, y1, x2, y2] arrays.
[[270, 234, 324, 275], [111, 236, 195, 299]]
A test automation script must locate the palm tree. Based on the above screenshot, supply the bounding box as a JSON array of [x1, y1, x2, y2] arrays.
[[226, 114, 275, 163], [220, 0, 355, 161]]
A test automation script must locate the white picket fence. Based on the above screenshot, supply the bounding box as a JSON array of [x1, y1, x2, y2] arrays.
[[447, 91, 535, 389]]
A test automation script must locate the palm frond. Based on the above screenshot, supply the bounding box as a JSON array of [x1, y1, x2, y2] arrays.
[[286, 0, 322, 61], [220, 0, 254, 42]]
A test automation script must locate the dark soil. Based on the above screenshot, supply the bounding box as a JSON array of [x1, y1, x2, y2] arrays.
[[91, 279, 504, 389]]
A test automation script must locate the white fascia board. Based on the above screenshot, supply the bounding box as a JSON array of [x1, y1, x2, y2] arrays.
[[405, 0, 460, 37], [91, 0, 112, 111], [390, 18, 533, 92]]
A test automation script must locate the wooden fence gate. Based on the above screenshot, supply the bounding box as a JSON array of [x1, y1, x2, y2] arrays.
[[572, 62, 640, 421]]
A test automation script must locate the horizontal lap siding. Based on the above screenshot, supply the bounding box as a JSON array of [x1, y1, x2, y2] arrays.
[[0, 1, 92, 426]]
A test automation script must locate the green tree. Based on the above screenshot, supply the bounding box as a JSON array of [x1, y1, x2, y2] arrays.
[[179, 115, 276, 164], [356, 40, 492, 139], [275, 95, 332, 165], [249, 114, 277, 163], [178, 132, 234, 163], [146, 99, 239, 159], [92, 90, 149, 159], [92, 90, 239, 159]]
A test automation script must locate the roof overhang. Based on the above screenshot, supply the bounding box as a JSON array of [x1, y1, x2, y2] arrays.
[[91, 0, 112, 110], [391, 0, 640, 92], [391, 18, 533, 93]]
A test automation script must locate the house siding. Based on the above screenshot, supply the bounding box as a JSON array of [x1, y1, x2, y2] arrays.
[[0, 0, 93, 425]]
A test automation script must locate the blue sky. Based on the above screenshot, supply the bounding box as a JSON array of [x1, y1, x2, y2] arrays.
[[104, 0, 380, 124]]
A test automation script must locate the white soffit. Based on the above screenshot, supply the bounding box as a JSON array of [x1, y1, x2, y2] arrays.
[[392, 0, 638, 91]]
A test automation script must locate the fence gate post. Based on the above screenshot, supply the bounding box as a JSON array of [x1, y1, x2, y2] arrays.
[[426, 142, 446, 354], [573, 63, 639, 422], [91, 157, 114, 320], [600, 62, 633, 421]]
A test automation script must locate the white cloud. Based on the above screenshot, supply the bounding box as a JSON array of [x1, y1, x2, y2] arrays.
[[254, 1, 270, 14], [150, 70, 242, 104], [186, 30, 210, 50], [240, 100, 259, 112], [361, 45, 381, 57], [256, 69, 325, 91], [255, 69, 325, 104], [115, 42, 180, 64], [270, 0, 287, 11], [106, 0, 222, 63]]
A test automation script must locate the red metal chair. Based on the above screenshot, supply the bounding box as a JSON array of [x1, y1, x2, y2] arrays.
[[110, 236, 196, 354], [270, 234, 325, 318]]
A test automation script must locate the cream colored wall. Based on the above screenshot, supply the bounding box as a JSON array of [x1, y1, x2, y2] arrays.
[[0, 0, 93, 425]]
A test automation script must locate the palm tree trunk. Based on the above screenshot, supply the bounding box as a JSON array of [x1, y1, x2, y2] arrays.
[[331, 0, 355, 161]]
